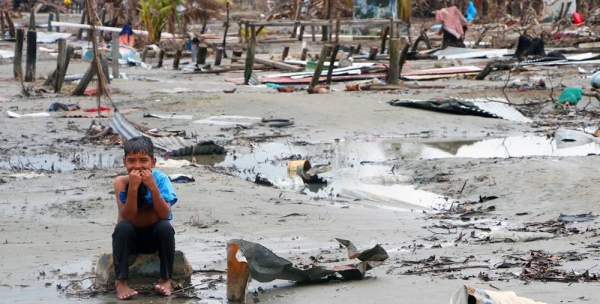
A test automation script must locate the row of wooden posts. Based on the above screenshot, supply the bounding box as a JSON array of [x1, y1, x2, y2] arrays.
[[11, 10, 412, 95], [13, 28, 121, 96]]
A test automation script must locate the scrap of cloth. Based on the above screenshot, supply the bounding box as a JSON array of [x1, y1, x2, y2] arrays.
[[436, 6, 468, 39]]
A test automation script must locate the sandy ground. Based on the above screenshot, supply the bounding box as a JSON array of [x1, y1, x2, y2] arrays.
[[1, 13, 600, 304]]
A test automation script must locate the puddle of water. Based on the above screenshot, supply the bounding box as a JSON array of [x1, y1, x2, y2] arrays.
[[192, 135, 600, 211], [0, 152, 121, 171]]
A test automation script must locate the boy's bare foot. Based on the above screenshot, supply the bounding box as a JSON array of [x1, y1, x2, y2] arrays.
[[154, 278, 172, 296], [115, 279, 138, 300]]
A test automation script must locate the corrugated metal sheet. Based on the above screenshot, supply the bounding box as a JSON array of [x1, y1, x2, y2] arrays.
[[389, 98, 531, 123], [470, 98, 532, 123], [111, 109, 226, 156]]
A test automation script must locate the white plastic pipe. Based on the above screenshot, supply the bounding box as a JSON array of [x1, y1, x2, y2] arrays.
[[50, 21, 178, 38]]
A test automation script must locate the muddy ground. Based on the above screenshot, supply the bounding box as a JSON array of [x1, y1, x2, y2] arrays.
[[1, 13, 600, 304]]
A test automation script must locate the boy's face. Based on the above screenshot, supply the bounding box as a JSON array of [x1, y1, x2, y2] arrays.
[[123, 151, 156, 173]]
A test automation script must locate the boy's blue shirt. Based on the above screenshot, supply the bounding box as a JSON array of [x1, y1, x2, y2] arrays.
[[118, 170, 178, 220]]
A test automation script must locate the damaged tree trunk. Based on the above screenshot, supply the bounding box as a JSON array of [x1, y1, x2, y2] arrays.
[[4, 11, 16, 38], [222, 2, 229, 59], [173, 49, 182, 69], [28, 9, 35, 30], [368, 47, 378, 60], [398, 38, 410, 78], [72, 63, 95, 96], [77, 8, 86, 40], [101, 54, 110, 84], [380, 26, 389, 54], [326, 44, 340, 84], [53, 39, 66, 92], [0, 12, 5, 39], [13, 29, 24, 79], [156, 49, 165, 68], [197, 45, 207, 65], [111, 31, 119, 77], [281, 46, 289, 61], [25, 30, 37, 82], [56, 45, 75, 91], [387, 39, 399, 85], [215, 48, 223, 66], [244, 33, 256, 85], [310, 45, 330, 88], [300, 47, 308, 61]]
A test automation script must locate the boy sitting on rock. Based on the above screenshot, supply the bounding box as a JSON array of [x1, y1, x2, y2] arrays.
[[112, 136, 178, 299]]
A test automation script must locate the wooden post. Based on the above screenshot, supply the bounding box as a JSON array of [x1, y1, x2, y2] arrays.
[[298, 25, 305, 41], [326, 44, 339, 84], [328, 19, 333, 42], [4, 11, 15, 38], [13, 29, 24, 79], [389, 18, 395, 39], [226, 242, 250, 303], [380, 26, 389, 54], [197, 44, 207, 64], [47, 13, 53, 32], [157, 48, 165, 68], [112, 31, 119, 77], [232, 49, 242, 63], [368, 47, 378, 60], [29, 9, 35, 30], [25, 30, 36, 82], [398, 38, 410, 78], [334, 13, 341, 44], [215, 48, 223, 66], [55, 46, 74, 92], [300, 48, 308, 61], [99, 8, 106, 38], [55, 10, 60, 32], [291, 0, 301, 38], [281, 46, 289, 61], [321, 0, 330, 41], [77, 7, 85, 40], [243, 21, 249, 43], [0, 12, 5, 39], [310, 45, 329, 88], [172, 49, 182, 69], [222, 2, 230, 58], [421, 30, 432, 49], [53, 39, 66, 92], [141, 46, 150, 62], [244, 35, 256, 85], [101, 54, 110, 85], [311, 25, 316, 42], [72, 64, 95, 96], [387, 39, 400, 85]]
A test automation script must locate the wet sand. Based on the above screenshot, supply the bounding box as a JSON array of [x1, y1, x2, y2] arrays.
[[1, 17, 600, 303]]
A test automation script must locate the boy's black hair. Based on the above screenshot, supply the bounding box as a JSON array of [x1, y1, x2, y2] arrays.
[[123, 136, 154, 158]]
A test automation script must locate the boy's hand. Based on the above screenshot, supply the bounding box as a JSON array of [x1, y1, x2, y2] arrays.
[[140, 169, 157, 189], [128, 170, 142, 187]]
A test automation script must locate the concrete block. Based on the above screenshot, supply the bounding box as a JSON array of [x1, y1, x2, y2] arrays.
[[94, 250, 193, 289]]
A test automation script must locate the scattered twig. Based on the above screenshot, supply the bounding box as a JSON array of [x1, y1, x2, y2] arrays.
[[234, 134, 291, 140], [407, 264, 490, 275], [458, 179, 468, 194]]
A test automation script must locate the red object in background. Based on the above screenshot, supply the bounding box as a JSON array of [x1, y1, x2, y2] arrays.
[[573, 12, 583, 24], [84, 106, 112, 112]]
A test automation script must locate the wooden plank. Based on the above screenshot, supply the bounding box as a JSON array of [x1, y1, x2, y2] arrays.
[[253, 57, 303, 72], [578, 42, 600, 49], [244, 19, 406, 27]]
